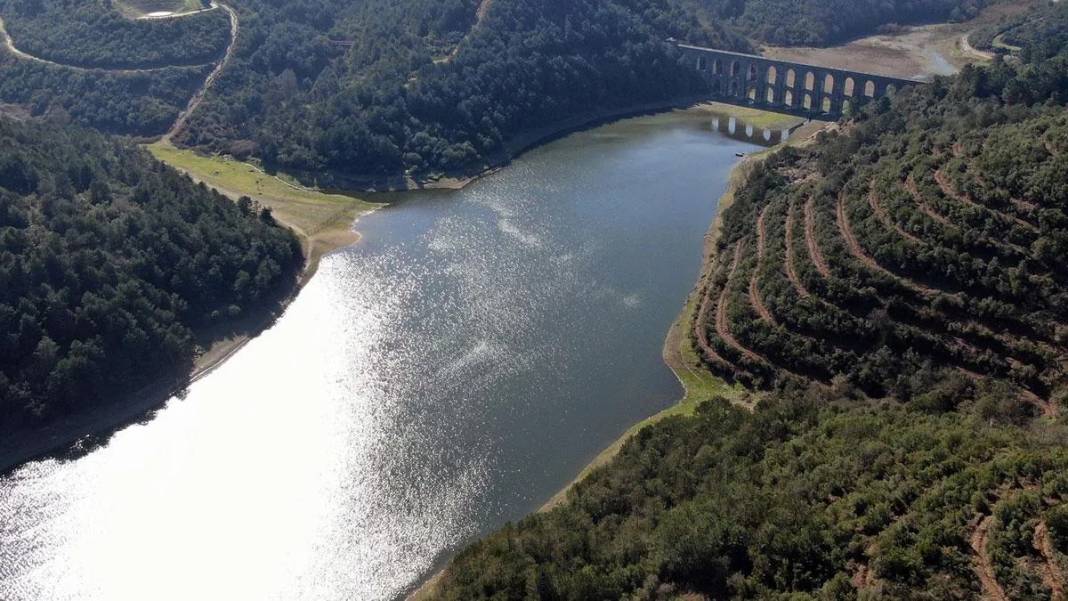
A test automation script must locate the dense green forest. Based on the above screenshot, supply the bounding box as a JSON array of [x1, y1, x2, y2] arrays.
[[430, 391, 1068, 600], [423, 17, 1068, 601], [0, 53, 211, 133], [0, 0, 988, 177], [0, 0, 230, 69], [0, 117, 301, 432], [178, 0, 747, 180]]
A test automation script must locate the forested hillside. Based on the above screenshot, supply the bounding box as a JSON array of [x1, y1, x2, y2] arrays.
[[178, 0, 747, 180], [431, 393, 1068, 600], [422, 18, 1068, 601], [0, 0, 230, 69], [0, 0, 986, 179], [0, 117, 301, 433], [691, 21, 1068, 413]]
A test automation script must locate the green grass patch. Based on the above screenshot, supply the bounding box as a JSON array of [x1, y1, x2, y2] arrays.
[[699, 101, 806, 130], [146, 141, 379, 238]]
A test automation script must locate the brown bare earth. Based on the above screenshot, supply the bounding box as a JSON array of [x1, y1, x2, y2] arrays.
[[905, 174, 954, 227], [804, 196, 832, 279], [750, 204, 777, 326], [695, 262, 735, 371], [716, 242, 769, 365], [165, 2, 238, 141], [869, 185, 923, 245], [934, 168, 1039, 233], [971, 515, 1010, 601], [762, 0, 1041, 80], [783, 200, 811, 298], [836, 191, 938, 297], [1035, 521, 1067, 600]]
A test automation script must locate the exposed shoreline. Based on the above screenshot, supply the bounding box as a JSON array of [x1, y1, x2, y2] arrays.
[[1, 93, 783, 477], [406, 114, 828, 601], [268, 95, 802, 193], [0, 162, 379, 476]]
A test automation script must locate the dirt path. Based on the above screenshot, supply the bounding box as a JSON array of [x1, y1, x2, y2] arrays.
[[971, 515, 1010, 601], [905, 175, 954, 228], [837, 191, 939, 297], [694, 258, 734, 370], [934, 168, 1039, 233], [869, 185, 924, 245], [438, 0, 493, 64], [784, 200, 811, 298], [1035, 521, 1067, 600], [960, 33, 995, 61], [716, 242, 770, 365], [137, 5, 217, 20], [750, 205, 777, 326], [0, 8, 219, 73], [804, 196, 832, 279], [0, 1, 237, 140], [164, 2, 238, 140]]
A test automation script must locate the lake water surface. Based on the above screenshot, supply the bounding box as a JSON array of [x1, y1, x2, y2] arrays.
[[0, 109, 766, 600]]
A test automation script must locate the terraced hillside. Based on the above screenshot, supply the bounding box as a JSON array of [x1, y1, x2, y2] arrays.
[[421, 28, 1068, 601], [693, 64, 1068, 416]]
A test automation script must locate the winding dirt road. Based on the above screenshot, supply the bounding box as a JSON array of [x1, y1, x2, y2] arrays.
[[0, 1, 237, 139], [1035, 521, 1067, 600], [905, 175, 954, 227], [971, 515, 1009, 601], [750, 205, 778, 326], [716, 241, 770, 365], [165, 2, 238, 140], [439, 0, 493, 64], [934, 168, 1038, 233], [804, 196, 832, 279], [868, 185, 923, 245], [695, 257, 735, 370], [784, 200, 811, 298], [836, 191, 938, 297], [0, 4, 226, 74]]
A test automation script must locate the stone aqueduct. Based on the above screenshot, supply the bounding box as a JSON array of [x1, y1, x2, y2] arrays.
[[675, 42, 925, 118]]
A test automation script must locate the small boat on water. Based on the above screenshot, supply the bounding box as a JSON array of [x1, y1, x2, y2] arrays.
[[735, 152, 745, 157]]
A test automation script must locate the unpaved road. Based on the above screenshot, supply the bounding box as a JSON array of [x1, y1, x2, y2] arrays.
[[0, 4, 225, 73], [750, 204, 778, 326], [165, 1, 238, 140], [804, 196, 832, 279], [0, 1, 238, 139], [784, 200, 811, 298], [971, 515, 1009, 601]]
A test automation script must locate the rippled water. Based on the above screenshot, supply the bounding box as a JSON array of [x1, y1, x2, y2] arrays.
[[0, 110, 763, 600]]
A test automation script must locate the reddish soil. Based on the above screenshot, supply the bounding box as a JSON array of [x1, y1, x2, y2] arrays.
[[694, 256, 735, 370], [1020, 388, 1057, 418], [836, 191, 937, 297], [804, 196, 832, 279], [934, 168, 1038, 233], [1034, 521, 1067, 600], [716, 242, 770, 365], [905, 175, 954, 228], [971, 515, 1009, 601], [475, 0, 493, 22], [868, 185, 924, 245], [784, 201, 811, 298], [167, 2, 238, 140], [749, 274, 776, 326], [750, 205, 778, 326]]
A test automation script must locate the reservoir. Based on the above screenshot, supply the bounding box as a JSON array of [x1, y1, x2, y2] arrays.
[[0, 109, 768, 600]]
